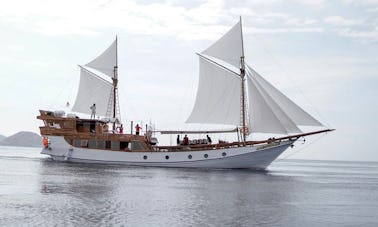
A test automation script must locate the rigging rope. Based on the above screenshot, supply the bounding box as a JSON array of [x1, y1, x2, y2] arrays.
[[277, 133, 327, 161]]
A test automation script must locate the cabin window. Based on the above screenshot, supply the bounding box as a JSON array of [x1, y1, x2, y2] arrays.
[[120, 142, 129, 151], [105, 141, 111, 149], [74, 139, 81, 147], [188, 154, 192, 159], [81, 140, 88, 147], [143, 155, 147, 160], [204, 154, 208, 158], [165, 155, 169, 160], [222, 152, 227, 157], [97, 141, 104, 149], [131, 140, 143, 150], [88, 140, 96, 148], [112, 141, 119, 150]]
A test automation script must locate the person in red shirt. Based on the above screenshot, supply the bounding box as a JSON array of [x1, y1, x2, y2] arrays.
[[135, 124, 141, 135], [183, 134, 189, 145]]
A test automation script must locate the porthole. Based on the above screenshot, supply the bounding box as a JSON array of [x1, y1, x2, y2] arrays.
[[188, 154, 192, 159], [143, 155, 148, 160], [222, 152, 226, 157], [165, 155, 169, 160], [204, 154, 208, 158]]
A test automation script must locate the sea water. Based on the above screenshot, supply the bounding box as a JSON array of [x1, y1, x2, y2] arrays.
[[0, 146, 377, 226]]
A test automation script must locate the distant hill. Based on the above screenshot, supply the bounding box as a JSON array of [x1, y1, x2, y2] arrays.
[[0, 131, 41, 147]]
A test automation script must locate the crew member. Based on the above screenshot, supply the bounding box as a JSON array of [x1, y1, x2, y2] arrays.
[[90, 103, 96, 119], [207, 135, 212, 144], [183, 134, 189, 145], [135, 124, 141, 135]]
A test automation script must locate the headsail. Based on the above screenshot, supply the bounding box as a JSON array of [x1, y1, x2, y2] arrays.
[[86, 39, 117, 78], [72, 67, 113, 117], [246, 65, 323, 128]]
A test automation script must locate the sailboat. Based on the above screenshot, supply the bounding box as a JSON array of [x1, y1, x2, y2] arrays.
[[37, 18, 333, 169]]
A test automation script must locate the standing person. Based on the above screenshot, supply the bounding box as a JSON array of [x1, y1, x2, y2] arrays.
[[207, 135, 212, 144], [183, 134, 189, 145], [119, 124, 123, 134], [135, 124, 141, 135], [90, 103, 96, 119], [176, 135, 180, 145]]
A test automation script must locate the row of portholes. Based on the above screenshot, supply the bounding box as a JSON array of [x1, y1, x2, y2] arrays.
[[142, 152, 227, 160]]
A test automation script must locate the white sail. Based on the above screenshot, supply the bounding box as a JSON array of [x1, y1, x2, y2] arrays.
[[247, 71, 301, 134], [247, 65, 323, 127], [186, 57, 241, 125], [202, 21, 242, 69], [86, 39, 117, 78], [72, 67, 113, 117]]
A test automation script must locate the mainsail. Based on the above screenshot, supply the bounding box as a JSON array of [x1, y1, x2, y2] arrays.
[[72, 39, 119, 119], [72, 67, 113, 116], [186, 56, 241, 125], [187, 19, 323, 135]]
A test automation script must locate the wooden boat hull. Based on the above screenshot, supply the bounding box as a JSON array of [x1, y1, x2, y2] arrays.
[[41, 136, 294, 169]]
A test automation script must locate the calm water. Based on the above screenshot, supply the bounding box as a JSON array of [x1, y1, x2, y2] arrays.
[[0, 146, 377, 227]]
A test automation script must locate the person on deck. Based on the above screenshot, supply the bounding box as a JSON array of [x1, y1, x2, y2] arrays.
[[183, 134, 189, 145], [135, 124, 141, 135], [177, 135, 180, 145], [90, 103, 96, 119], [119, 124, 123, 134], [207, 135, 212, 144]]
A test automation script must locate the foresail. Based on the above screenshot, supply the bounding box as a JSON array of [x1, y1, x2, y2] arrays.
[[86, 39, 117, 78], [246, 65, 323, 134], [247, 72, 301, 134], [202, 21, 242, 69], [186, 57, 241, 125], [247, 65, 323, 127], [72, 67, 113, 117]]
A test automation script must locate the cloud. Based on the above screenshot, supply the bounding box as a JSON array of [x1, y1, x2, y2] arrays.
[[342, 0, 378, 5], [246, 27, 323, 34], [0, 0, 326, 40], [336, 27, 378, 43], [366, 7, 378, 12], [322, 15, 378, 43], [324, 16, 363, 26]]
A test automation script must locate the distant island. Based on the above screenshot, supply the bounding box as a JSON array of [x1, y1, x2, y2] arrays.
[[0, 131, 41, 147]]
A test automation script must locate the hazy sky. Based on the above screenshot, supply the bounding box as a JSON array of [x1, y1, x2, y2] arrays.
[[1, 0, 377, 161]]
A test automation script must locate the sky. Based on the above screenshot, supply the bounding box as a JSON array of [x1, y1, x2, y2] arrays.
[[0, 0, 377, 161]]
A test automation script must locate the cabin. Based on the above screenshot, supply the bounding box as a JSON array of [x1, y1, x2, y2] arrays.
[[37, 110, 152, 152]]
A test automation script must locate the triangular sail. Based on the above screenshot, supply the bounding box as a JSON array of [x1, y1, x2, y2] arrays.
[[86, 40, 117, 78], [188, 19, 324, 135], [202, 21, 242, 69], [246, 64, 323, 134], [72, 67, 113, 117], [186, 57, 241, 125], [247, 65, 323, 127], [247, 71, 302, 134]]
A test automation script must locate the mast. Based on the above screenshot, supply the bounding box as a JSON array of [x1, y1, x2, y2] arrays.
[[239, 16, 247, 144], [112, 36, 118, 131]]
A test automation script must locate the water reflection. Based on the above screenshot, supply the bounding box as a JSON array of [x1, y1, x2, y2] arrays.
[[37, 161, 302, 226], [1, 148, 377, 226]]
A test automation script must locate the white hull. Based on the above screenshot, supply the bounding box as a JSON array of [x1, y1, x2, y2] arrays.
[[41, 136, 294, 169]]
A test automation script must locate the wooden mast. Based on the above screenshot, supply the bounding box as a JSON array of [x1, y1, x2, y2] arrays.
[[112, 36, 118, 131], [239, 16, 247, 144]]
